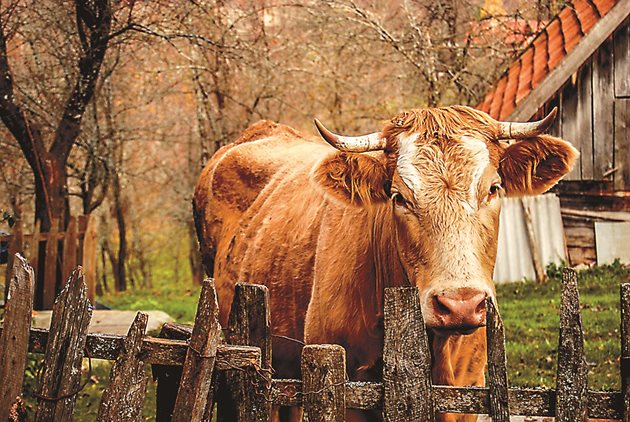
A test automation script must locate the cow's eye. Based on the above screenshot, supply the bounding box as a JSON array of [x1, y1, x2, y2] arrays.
[[488, 183, 502, 198], [392, 192, 406, 207]]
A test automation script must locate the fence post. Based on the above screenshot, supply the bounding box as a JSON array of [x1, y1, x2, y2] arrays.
[[220, 283, 272, 421], [301, 344, 346, 422], [0, 254, 34, 421], [486, 298, 510, 421], [621, 283, 630, 422], [383, 287, 433, 422], [555, 267, 588, 422], [34, 267, 93, 422], [171, 278, 222, 422], [96, 312, 149, 422]]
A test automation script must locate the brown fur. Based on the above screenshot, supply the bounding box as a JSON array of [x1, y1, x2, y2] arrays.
[[193, 106, 577, 422]]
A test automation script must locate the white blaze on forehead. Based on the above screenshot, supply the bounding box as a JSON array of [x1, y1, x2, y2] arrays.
[[460, 136, 490, 212], [397, 133, 422, 194]]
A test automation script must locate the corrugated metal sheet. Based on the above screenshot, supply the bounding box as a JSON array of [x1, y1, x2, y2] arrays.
[[493, 194, 567, 284]]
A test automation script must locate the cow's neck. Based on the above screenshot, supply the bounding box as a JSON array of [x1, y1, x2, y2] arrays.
[[368, 203, 408, 316]]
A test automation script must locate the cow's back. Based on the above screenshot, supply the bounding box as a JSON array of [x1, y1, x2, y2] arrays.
[[193, 120, 332, 377]]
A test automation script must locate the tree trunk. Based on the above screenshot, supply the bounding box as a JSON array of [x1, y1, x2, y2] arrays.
[[112, 173, 127, 291]]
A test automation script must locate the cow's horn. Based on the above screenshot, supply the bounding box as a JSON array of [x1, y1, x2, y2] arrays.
[[314, 119, 386, 152], [498, 107, 557, 138]]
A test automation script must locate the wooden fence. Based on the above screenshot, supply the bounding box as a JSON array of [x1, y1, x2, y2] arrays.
[[1, 216, 96, 309], [0, 253, 629, 421]]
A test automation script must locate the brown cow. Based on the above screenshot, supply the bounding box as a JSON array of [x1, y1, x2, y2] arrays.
[[193, 106, 577, 421]]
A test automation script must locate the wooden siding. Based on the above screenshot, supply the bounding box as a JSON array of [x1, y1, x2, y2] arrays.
[[542, 16, 630, 190]]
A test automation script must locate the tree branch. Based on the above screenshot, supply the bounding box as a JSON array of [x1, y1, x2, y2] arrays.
[[50, 0, 112, 164]]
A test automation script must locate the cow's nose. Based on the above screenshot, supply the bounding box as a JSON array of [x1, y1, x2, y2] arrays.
[[432, 288, 487, 331]]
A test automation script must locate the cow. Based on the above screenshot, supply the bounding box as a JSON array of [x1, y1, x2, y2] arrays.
[[193, 106, 578, 421]]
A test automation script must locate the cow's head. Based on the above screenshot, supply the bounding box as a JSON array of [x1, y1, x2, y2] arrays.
[[313, 106, 578, 335]]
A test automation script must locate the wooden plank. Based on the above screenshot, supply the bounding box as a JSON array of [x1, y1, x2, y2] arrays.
[[301, 344, 346, 422], [171, 278, 222, 422], [562, 208, 630, 221], [508, 0, 630, 121], [221, 283, 272, 421], [0, 231, 84, 242], [152, 323, 192, 422], [0, 325, 259, 368], [61, 217, 77, 284], [621, 283, 630, 422], [42, 218, 59, 310], [82, 215, 97, 304], [34, 267, 93, 422], [486, 298, 510, 421], [96, 312, 148, 422], [4, 220, 23, 300], [270, 381, 622, 418], [577, 59, 594, 179], [0, 254, 34, 421], [561, 78, 580, 179], [555, 267, 588, 422], [593, 37, 615, 179], [614, 16, 630, 98], [383, 287, 433, 422], [614, 98, 630, 189]]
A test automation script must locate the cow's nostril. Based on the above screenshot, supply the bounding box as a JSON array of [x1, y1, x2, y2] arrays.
[[433, 295, 452, 315]]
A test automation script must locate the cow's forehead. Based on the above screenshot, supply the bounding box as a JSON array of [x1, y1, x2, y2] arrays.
[[395, 132, 499, 209]]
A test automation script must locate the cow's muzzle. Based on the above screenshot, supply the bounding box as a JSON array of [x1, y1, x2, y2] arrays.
[[429, 288, 487, 334]]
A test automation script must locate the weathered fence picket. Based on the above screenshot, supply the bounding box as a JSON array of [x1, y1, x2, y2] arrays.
[[96, 312, 149, 422], [555, 267, 589, 422], [171, 278, 223, 422], [0, 255, 33, 421], [1, 258, 629, 420], [301, 344, 346, 422], [383, 287, 434, 422], [622, 283, 630, 422], [221, 283, 272, 421], [34, 267, 93, 422], [486, 298, 510, 421]]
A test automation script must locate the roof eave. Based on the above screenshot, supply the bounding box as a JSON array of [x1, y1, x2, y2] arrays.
[[507, 0, 630, 121]]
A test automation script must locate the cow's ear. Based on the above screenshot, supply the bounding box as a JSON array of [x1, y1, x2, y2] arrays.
[[313, 151, 389, 205], [499, 135, 579, 196]]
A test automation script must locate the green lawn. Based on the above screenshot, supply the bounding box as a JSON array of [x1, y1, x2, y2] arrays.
[[6, 260, 629, 419], [497, 260, 629, 390]]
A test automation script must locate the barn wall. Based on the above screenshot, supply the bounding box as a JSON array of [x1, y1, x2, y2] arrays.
[[544, 15, 630, 191]]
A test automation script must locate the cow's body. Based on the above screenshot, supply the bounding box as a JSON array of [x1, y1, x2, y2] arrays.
[[194, 107, 577, 421]]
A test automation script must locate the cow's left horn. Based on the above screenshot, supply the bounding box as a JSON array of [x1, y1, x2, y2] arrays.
[[314, 119, 386, 152], [498, 107, 557, 138]]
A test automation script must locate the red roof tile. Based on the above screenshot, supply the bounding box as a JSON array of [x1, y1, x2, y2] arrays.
[[477, 0, 619, 119]]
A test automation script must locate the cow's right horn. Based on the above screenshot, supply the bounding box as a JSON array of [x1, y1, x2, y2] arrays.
[[314, 119, 386, 152], [498, 107, 557, 139]]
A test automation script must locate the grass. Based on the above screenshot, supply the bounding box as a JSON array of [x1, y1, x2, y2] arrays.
[[4, 260, 629, 419], [497, 260, 629, 390]]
